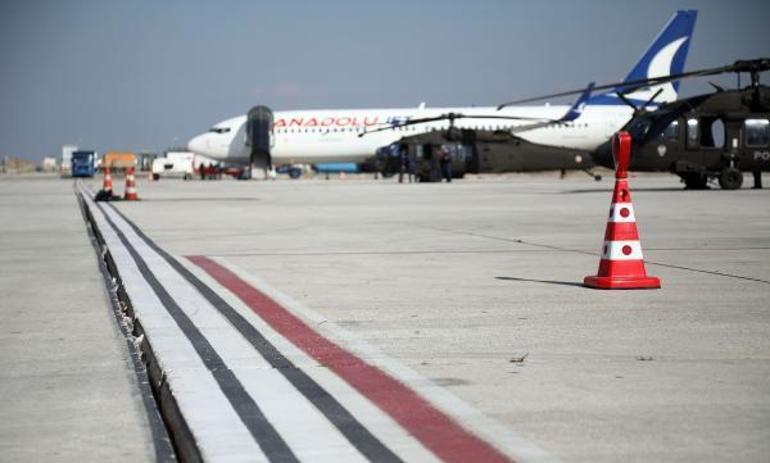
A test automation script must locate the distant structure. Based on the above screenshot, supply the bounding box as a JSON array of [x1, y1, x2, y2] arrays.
[[1, 155, 36, 174], [41, 156, 58, 172], [61, 144, 78, 176]]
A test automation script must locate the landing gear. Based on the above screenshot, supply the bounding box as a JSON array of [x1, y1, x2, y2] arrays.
[[680, 172, 709, 190], [718, 167, 743, 190]]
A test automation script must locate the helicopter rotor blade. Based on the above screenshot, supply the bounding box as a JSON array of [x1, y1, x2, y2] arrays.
[[357, 112, 557, 137], [640, 87, 664, 110], [615, 92, 638, 112], [497, 58, 770, 109]]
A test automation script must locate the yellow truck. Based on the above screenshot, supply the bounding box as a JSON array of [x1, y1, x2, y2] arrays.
[[101, 152, 136, 170]]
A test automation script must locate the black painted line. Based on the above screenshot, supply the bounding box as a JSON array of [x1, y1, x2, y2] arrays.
[[75, 189, 177, 462], [103, 201, 403, 463], [90, 199, 299, 462]]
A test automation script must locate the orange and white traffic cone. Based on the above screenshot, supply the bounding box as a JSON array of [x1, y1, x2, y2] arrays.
[[124, 166, 139, 201], [584, 131, 660, 289], [102, 166, 113, 193]]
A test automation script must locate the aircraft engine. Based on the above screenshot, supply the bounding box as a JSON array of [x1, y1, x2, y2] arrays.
[[246, 105, 274, 171]]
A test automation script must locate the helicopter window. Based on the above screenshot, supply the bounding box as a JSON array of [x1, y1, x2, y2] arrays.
[[700, 118, 724, 148], [662, 120, 679, 139], [687, 119, 699, 148], [745, 119, 770, 147]]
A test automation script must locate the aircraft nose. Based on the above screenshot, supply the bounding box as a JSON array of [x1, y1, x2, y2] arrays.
[[187, 133, 209, 155]]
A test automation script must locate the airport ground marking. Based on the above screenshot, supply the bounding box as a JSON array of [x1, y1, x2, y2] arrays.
[[92, 200, 299, 462], [78, 183, 555, 463], [78, 185, 271, 461], [76, 192, 176, 462], [188, 255, 515, 463], [99, 199, 405, 463]]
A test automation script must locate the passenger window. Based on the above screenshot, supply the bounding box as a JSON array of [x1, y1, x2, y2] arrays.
[[687, 119, 699, 148], [745, 119, 770, 146], [662, 120, 679, 139]]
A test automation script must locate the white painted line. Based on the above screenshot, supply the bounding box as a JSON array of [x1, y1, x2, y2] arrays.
[[183, 256, 442, 463], [97, 199, 368, 463], [211, 257, 561, 463], [79, 187, 267, 462]]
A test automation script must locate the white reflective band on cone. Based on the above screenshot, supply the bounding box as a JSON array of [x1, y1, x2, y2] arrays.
[[608, 202, 636, 223], [601, 240, 644, 260]]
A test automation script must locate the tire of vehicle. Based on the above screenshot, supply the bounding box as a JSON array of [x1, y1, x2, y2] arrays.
[[718, 167, 743, 190], [183, 174, 191, 180], [152, 173, 160, 181], [289, 168, 302, 179]]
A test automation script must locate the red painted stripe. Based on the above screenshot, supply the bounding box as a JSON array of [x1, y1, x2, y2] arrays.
[[188, 255, 513, 463]]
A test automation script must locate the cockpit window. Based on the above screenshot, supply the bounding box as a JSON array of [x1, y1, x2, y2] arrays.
[[662, 120, 679, 139], [208, 127, 231, 134]]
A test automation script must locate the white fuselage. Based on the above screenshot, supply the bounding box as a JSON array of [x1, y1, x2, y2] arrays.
[[187, 105, 634, 166]]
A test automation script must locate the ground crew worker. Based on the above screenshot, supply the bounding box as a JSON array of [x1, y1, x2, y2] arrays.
[[753, 169, 763, 189], [398, 147, 407, 183], [439, 147, 452, 182], [407, 149, 417, 183], [199, 162, 206, 180]]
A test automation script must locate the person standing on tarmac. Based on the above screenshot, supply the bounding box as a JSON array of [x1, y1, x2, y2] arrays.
[[398, 147, 407, 184], [439, 146, 452, 182], [407, 149, 417, 183], [753, 169, 763, 189], [199, 162, 207, 181]]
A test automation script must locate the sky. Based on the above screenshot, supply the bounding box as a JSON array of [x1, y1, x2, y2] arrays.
[[1, 0, 768, 162]]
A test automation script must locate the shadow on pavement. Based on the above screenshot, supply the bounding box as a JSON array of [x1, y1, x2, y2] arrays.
[[495, 276, 585, 288]]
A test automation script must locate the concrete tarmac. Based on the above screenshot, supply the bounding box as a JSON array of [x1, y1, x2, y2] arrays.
[[88, 172, 769, 462], [0, 177, 161, 462], [4, 172, 769, 462]]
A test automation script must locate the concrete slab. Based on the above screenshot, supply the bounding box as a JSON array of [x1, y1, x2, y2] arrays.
[[87, 173, 770, 462], [0, 177, 163, 462]]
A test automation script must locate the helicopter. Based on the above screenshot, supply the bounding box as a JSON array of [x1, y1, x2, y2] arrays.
[[595, 58, 770, 189], [361, 87, 599, 182], [501, 58, 770, 190]]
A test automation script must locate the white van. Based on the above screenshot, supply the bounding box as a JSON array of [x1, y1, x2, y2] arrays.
[[152, 151, 195, 180]]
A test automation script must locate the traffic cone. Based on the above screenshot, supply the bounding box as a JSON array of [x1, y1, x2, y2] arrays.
[[102, 166, 113, 193], [584, 131, 660, 289], [124, 166, 139, 201]]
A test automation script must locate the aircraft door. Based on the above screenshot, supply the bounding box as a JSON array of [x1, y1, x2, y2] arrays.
[[246, 105, 274, 171]]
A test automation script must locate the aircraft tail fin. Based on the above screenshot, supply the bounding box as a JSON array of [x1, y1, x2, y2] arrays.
[[590, 10, 697, 106]]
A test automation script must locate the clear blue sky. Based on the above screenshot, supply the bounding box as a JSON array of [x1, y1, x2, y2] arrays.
[[1, 0, 768, 161]]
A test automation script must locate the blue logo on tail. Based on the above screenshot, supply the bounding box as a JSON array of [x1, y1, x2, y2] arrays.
[[589, 10, 697, 106]]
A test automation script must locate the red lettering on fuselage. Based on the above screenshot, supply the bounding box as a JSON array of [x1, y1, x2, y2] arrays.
[[272, 115, 384, 129]]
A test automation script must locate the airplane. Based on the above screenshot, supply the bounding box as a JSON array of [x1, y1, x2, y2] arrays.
[[187, 10, 697, 178]]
